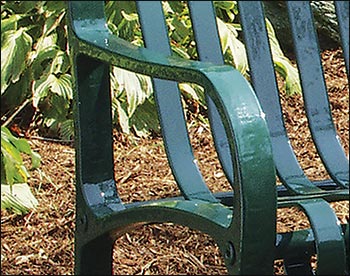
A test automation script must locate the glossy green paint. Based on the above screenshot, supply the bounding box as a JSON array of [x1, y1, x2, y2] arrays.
[[67, 1, 349, 275]]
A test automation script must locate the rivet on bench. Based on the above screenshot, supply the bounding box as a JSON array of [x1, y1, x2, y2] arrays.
[[224, 242, 236, 265], [78, 213, 88, 232]]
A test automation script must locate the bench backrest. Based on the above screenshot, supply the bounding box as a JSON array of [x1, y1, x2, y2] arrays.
[[239, 2, 349, 194], [68, 1, 349, 200], [136, 1, 349, 197]]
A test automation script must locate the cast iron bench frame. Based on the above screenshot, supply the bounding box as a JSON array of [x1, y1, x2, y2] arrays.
[[67, 1, 349, 275]]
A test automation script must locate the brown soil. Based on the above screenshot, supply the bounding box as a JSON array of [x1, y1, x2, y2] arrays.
[[1, 48, 349, 275]]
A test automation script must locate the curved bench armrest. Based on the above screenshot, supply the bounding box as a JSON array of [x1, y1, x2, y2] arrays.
[[68, 2, 277, 274], [67, 0, 276, 212]]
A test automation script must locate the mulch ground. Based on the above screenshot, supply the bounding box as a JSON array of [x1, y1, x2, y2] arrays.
[[1, 48, 348, 275]]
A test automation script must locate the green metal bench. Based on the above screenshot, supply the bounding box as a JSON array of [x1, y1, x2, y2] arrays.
[[67, 1, 349, 275]]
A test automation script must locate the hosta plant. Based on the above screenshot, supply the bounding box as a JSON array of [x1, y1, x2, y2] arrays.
[[1, 1, 74, 140], [1, 126, 41, 215]]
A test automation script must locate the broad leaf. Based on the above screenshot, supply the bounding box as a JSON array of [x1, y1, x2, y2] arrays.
[[1, 135, 29, 186], [179, 83, 206, 108], [1, 183, 38, 215], [31, 45, 61, 78], [1, 127, 41, 187], [1, 28, 33, 94], [130, 99, 159, 137], [50, 74, 73, 100], [1, 14, 23, 33], [59, 119, 75, 141], [34, 33, 58, 54], [112, 67, 149, 117], [265, 19, 301, 95], [33, 73, 72, 108], [42, 11, 66, 37], [113, 99, 130, 134], [32, 74, 53, 108], [216, 18, 248, 75]]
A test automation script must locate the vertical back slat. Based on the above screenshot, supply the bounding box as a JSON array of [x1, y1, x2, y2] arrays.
[[188, 2, 224, 64], [238, 1, 322, 194], [335, 1, 349, 78], [188, 1, 234, 185], [136, 1, 218, 202], [287, 1, 349, 188]]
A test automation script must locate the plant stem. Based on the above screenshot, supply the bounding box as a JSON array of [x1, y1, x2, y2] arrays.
[[2, 98, 32, 128]]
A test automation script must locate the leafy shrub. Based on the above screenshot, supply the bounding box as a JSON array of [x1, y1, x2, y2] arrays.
[[2, 1, 301, 139], [1, 1, 73, 139]]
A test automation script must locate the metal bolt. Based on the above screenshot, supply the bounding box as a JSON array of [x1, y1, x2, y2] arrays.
[[79, 213, 88, 232], [224, 242, 236, 265]]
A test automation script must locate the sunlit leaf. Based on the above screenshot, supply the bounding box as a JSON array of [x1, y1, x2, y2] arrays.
[[33, 74, 54, 108], [265, 19, 301, 95], [112, 67, 148, 117], [33, 73, 72, 108], [179, 83, 206, 108], [50, 74, 73, 100], [130, 99, 159, 137], [114, 99, 130, 134], [1, 183, 38, 215], [216, 18, 248, 75], [1, 128, 29, 186], [1, 28, 32, 94], [34, 33, 58, 54], [172, 46, 191, 59], [42, 11, 66, 36], [1, 127, 41, 187], [31, 45, 61, 77], [1, 14, 23, 33]]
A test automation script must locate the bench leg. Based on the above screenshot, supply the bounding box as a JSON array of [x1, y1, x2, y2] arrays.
[[75, 234, 114, 275]]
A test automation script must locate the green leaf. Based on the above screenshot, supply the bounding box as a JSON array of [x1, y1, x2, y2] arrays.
[[166, 1, 187, 15], [30, 151, 41, 169], [50, 50, 67, 75], [44, 1, 67, 15], [1, 140, 29, 185], [214, 1, 237, 21], [216, 18, 248, 75], [2, 151, 17, 186], [1, 70, 31, 108], [1, 127, 26, 159], [34, 33, 58, 54], [31, 45, 60, 77], [172, 45, 191, 59], [32, 74, 53, 108], [33, 73, 72, 108], [1, 183, 38, 215], [4, 1, 39, 15], [1, 126, 41, 186], [113, 99, 130, 134], [50, 74, 73, 100], [1, 28, 33, 94], [112, 67, 149, 117], [120, 10, 138, 22], [130, 99, 159, 137], [42, 11, 66, 36], [59, 119, 74, 141], [180, 83, 200, 103], [0, 14, 23, 33], [265, 19, 301, 95], [170, 17, 190, 42]]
